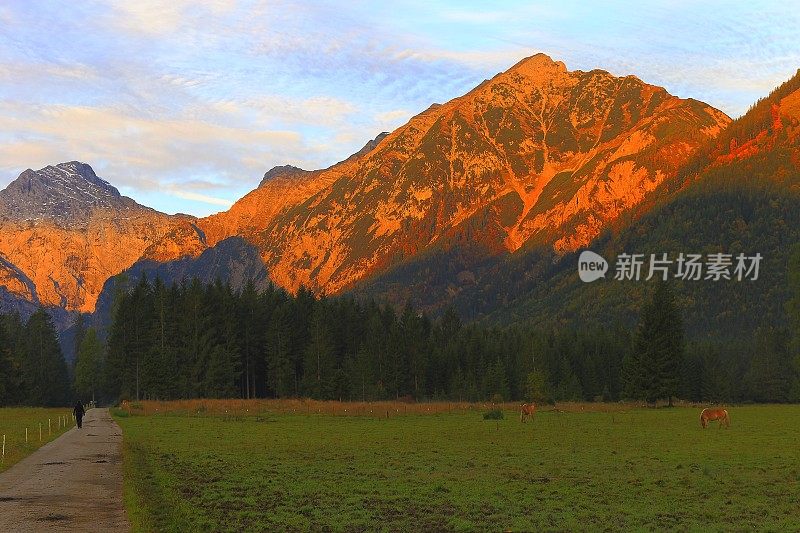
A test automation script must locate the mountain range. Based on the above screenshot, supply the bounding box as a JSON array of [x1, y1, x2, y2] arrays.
[[1, 54, 798, 351]]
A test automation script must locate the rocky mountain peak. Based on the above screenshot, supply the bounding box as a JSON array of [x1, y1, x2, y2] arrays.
[[353, 132, 390, 158], [259, 165, 308, 187], [0, 161, 191, 312], [504, 52, 567, 78], [0, 161, 137, 224]]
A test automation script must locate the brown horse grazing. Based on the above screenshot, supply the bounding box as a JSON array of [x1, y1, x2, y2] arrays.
[[700, 408, 730, 429], [520, 403, 536, 422]]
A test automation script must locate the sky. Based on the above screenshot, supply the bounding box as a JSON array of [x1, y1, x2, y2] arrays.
[[1, 1, 798, 216]]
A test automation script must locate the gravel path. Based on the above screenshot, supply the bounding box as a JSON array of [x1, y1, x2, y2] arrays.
[[0, 408, 129, 532]]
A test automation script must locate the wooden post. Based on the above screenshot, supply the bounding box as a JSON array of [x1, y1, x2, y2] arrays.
[[48, 419, 51, 436], [2, 434, 5, 463], [25, 427, 28, 443], [39, 423, 42, 442]]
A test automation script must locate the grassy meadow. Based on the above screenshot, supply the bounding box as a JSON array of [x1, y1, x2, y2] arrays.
[[0, 407, 75, 472], [114, 401, 800, 532]]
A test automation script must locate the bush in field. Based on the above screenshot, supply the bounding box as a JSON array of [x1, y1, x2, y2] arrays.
[[483, 409, 504, 420]]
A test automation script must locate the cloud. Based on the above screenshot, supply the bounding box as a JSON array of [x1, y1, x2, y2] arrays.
[[0, 101, 311, 193], [1, 0, 798, 217], [105, 0, 239, 37], [170, 190, 234, 207], [388, 47, 535, 71], [0, 61, 98, 85], [375, 109, 412, 123], [240, 96, 359, 129]]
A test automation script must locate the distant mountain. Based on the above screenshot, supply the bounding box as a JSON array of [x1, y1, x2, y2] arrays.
[[0, 162, 133, 224], [406, 70, 800, 339], [147, 53, 729, 298], [0, 162, 195, 312], [0, 55, 737, 331], [258, 165, 308, 187]]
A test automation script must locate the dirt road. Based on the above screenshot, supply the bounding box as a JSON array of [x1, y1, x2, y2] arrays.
[[0, 408, 129, 532]]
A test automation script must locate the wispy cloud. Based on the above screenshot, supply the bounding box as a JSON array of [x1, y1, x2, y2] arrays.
[[0, 0, 797, 216], [170, 190, 234, 207]]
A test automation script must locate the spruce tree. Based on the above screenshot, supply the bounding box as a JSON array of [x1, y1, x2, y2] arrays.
[[23, 309, 70, 406], [632, 281, 684, 406], [238, 280, 262, 398], [621, 350, 644, 400], [265, 302, 293, 397], [75, 328, 102, 403], [72, 313, 86, 374], [0, 317, 20, 405], [484, 358, 509, 401], [525, 369, 550, 403], [786, 244, 800, 399], [206, 280, 242, 398], [302, 305, 335, 399], [103, 274, 132, 402], [745, 327, 793, 402]]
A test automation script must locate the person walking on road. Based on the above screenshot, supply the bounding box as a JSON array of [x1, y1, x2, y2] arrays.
[[74, 401, 86, 429]]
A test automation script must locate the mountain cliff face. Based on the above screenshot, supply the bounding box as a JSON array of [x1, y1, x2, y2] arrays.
[[0, 55, 735, 316], [160, 54, 728, 295], [447, 70, 800, 337], [0, 162, 192, 312]]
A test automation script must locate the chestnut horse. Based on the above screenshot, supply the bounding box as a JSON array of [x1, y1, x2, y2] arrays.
[[700, 408, 730, 429], [520, 403, 536, 422]]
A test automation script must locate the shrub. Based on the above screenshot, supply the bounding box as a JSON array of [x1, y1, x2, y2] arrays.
[[483, 409, 504, 420]]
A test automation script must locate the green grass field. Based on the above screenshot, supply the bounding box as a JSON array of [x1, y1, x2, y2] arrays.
[[0, 407, 75, 472], [114, 404, 800, 532]]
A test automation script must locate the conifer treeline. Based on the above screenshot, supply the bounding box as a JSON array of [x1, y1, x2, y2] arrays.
[[95, 275, 798, 404], [0, 309, 71, 406], [2, 271, 798, 407], [98, 276, 636, 403]]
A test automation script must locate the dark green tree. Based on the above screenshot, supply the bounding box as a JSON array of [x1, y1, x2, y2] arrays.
[[745, 327, 794, 402], [0, 317, 20, 405], [72, 312, 86, 375], [525, 369, 550, 403], [75, 328, 102, 403], [302, 304, 336, 399], [22, 309, 70, 406], [786, 244, 800, 399], [631, 281, 684, 405]]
